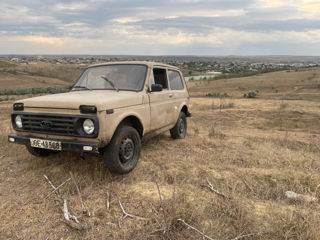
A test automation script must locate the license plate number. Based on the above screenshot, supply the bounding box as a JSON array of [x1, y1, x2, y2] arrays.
[[30, 138, 62, 151]]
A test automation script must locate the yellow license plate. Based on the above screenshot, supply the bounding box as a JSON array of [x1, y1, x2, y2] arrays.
[[30, 138, 62, 151]]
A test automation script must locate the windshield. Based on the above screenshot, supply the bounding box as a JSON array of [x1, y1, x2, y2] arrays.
[[72, 64, 147, 91]]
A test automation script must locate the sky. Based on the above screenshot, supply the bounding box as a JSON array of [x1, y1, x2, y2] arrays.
[[1, 0, 320, 55]]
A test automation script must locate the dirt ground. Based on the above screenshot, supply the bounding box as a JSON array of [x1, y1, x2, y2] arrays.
[[0, 69, 320, 239]]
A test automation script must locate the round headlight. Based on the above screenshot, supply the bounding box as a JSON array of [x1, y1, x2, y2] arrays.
[[15, 115, 23, 128], [83, 119, 94, 134]]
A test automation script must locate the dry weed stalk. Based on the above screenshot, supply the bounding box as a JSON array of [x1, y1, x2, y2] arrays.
[[69, 171, 90, 216], [241, 178, 254, 193]]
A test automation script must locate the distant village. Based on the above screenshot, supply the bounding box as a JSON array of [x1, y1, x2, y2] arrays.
[[2, 55, 320, 79]]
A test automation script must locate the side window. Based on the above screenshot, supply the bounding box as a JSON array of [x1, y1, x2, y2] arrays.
[[153, 68, 168, 89], [168, 70, 184, 90]]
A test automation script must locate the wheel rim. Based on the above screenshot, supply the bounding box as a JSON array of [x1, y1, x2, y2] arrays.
[[119, 137, 135, 163], [178, 119, 185, 135]]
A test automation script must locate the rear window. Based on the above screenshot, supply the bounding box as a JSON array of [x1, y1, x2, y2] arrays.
[[168, 70, 184, 90]]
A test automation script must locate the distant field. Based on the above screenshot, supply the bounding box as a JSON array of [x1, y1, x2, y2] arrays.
[[0, 62, 320, 239], [188, 68, 320, 101], [0, 60, 84, 90]]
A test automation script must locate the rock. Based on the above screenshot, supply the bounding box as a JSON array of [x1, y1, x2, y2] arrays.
[[285, 191, 317, 202]]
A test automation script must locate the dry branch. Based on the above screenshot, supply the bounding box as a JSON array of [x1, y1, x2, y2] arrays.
[[43, 174, 86, 230], [206, 178, 230, 200], [0, 155, 6, 159], [118, 200, 147, 228], [285, 191, 317, 202], [177, 219, 215, 240], [63, 199, 85, 230], [45, 177, 71, 199]]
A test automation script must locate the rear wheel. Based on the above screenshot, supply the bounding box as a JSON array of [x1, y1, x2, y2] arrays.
[[26, 145, 59, 157], [103, 125, 141, 174], [170, 112, 187, 139]]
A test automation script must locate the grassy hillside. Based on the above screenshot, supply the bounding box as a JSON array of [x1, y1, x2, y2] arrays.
[[0, 66, 319, 239]]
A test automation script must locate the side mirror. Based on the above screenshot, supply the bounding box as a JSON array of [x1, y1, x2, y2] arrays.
[[151, 84, 162, 92]]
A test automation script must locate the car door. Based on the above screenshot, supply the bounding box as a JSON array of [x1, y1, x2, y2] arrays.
[[148, 67, 175, 131], [167, 69, 187, 122]]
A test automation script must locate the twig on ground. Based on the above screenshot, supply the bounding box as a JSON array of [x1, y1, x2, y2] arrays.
[[69, 171, 90, 216], [118, 200, 147, 228], [206, 178, 230, 200], [156, 182, 162, 204], [177, 219, 215, 240], [44, 174, 63, 201], [44, 175, 58, 192], [106, 191, 110, 210], [230, 232, 265, 240], [0, 155, 6, 159]]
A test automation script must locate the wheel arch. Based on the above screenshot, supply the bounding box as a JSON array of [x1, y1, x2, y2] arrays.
[[118, 115, 144, 138], [180, 105, 191, 117]]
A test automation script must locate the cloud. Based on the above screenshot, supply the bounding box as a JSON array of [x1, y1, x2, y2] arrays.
[[0, 0, 320, 55]]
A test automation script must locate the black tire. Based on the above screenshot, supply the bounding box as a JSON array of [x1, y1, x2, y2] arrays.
[[170, 112, 187, 139], [103, 125, 141, 174], [26, 145, 59, 157]]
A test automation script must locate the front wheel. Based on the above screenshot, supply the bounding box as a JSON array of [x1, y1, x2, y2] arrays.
[[103, 125, 141, 174], [170, 112, 187, 139]]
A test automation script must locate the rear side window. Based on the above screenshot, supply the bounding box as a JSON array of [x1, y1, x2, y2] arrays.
[[153, 68, 168, 89], [168, 70, 184, 90]]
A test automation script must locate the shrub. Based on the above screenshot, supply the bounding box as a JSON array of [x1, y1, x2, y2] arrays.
[[244, 89, 259, 98]]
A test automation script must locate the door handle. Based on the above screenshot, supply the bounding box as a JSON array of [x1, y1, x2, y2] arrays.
[[168, 93, 173, 97]]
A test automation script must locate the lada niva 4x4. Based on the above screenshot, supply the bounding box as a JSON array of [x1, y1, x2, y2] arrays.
[[8, 62, 191, 173]]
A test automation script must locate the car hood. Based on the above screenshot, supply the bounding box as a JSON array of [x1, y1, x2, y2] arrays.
[[20, 90, 144, 111]]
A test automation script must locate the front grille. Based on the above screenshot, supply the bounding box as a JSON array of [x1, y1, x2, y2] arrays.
[[12, 112, 99, 138], [22, 114, 75, 135]]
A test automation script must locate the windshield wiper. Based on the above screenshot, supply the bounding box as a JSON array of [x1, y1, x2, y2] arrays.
[[73, 85, 91, 91], [100, 76, 119, 91]]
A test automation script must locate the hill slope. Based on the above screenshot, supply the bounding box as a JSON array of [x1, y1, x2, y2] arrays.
[[0, 67, 320, 239]]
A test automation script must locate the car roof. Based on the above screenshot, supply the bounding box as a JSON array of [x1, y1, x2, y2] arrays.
[[88, 61, 179, 70]]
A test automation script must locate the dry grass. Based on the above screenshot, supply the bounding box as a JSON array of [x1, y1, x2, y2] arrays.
[[0, 67, 320, 239]]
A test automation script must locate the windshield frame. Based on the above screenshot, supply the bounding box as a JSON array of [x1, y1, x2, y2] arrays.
[[72, 63, 149, 92]]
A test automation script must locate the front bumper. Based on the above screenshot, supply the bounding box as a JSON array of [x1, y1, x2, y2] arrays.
[[8, 134, 99, 154]]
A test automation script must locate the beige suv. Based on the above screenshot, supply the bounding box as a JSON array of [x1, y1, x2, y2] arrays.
[[8, 62, 191, 173]]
